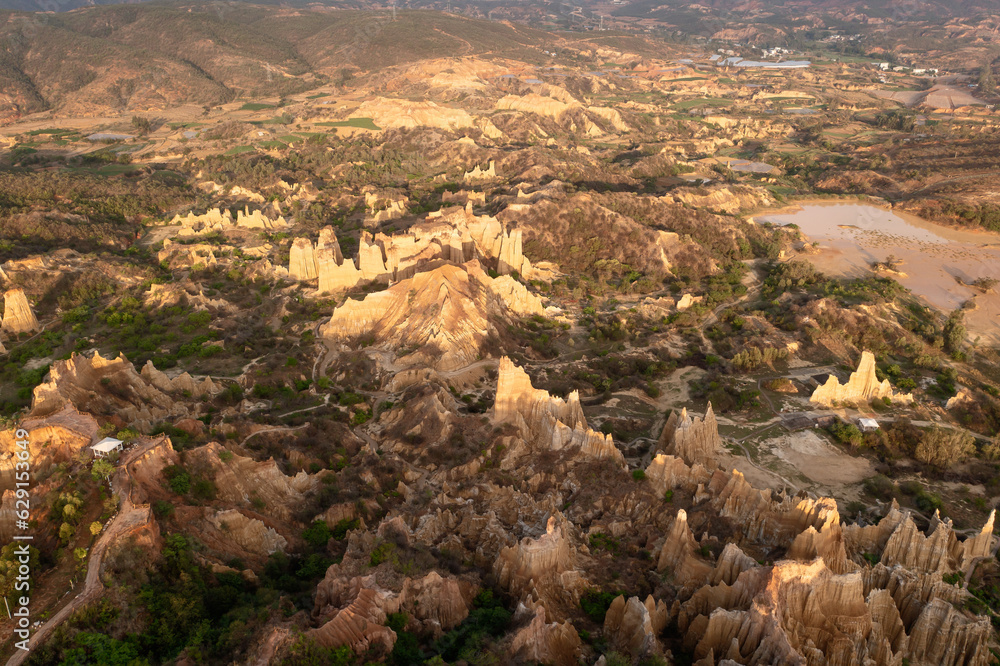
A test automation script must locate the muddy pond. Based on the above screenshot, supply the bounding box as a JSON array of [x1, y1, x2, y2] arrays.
[[756, 202, 1000, 342]]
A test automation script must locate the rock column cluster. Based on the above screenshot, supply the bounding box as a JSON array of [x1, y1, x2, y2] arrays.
[[658, 402, 721, 467], [494, 357, 625, 466]]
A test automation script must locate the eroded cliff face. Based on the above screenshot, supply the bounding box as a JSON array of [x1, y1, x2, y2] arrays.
[[1, 288, 40, 335], [30, 351, 220, 431], [494, 356, 625, 467], [183, 442, 316, 522], [603, 595, 670, 660], [157, 239, 218, 270], [32, 351, 177, 429], [495, 515, 585, 611], [169, 206, 288, 235], [643, 452, 994, 666], [289, 237, 319, 281], [0, 405, 99, 540], [208, 509, 288, 556], [0, 404, 97, 479], [658, 402, 721, 467], [667, 184, 775, 215], [310, 568, 475, 654], [290, 205, 539, 295], [510, 605, 583, 666], [811, 351, 913, 407], [49, 342, 995, 666], [682, 556, 990, 666], [320, 261, 542, 371]]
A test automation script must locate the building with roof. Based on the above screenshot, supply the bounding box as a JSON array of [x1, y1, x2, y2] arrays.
[[858, 418, 880, 433], [91, 437, 124, 457]]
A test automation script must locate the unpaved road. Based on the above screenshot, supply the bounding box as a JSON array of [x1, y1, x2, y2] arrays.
[[4, 439, 159, 666]]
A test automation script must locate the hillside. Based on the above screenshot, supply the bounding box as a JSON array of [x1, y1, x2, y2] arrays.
[[0, 5, 556, 122], [2, 3, 1000, 664]]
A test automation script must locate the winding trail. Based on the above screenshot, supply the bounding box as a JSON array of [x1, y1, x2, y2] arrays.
[[5, 438, 161, 666], [240, 424, 309, 447]]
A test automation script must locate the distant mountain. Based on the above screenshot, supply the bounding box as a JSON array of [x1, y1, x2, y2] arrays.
[[0, 4, 550, 122], [611, 0, 1000, 25], [5, 0, 995, 19]]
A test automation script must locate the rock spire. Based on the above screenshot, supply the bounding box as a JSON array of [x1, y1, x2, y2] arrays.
[[811, 351, 913, 407], [494, 357, 625, 467], [658, 402, 721, 467]]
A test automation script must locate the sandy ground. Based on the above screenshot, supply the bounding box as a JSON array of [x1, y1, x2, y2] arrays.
[[655, 366, 704, 410], [765, 429, 874, 487], [758, 202, 1000, 344], [645, 367, 706, 437], [718, 451, 793, 491]]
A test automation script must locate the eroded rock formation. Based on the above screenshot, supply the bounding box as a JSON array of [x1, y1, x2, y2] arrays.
[[811, 351, 913, 407], [32, 352, 180, 430], [0, 404, 97, 485], [140, 360, 220, 396], [463, 160, 496, 181], [310, 566, 475, 653], [289, 238, 318, 280], [658, 403, 721, 467], [657, 509, 713, 589], [603, 595, 670, 660], [510, 605, 582, 666], [158, 239, 218, 270], [184, 442, 316, 522], [494, 357, 625, 466], [306, 207, 538, 294], [169, 206, 288, 235], [495, 515, 586, 613], [319, 261, 542, 371], [209, 509, 288, 556], [641, 449, 995, 666], [1, 288, 40, 335], [682, 555, 990, 666]]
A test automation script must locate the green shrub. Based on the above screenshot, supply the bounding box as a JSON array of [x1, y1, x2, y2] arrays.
[[829, 422, 863, 448], [589, 532, 620, 555], [915, 490, 944, 514], [432, 589, 510, 661], [863, 475, 895, 500], [153, 500, 174, 518], [192, 479, 217, 501], [338, 392, 364, 406], [281, 636, 352, 666], [331, 518, 359, 540], [580, 589, 620, 623], [302, 521, 332, 550], [943, 572, 963, 586], [915, 427, 975, 468], [370, 541, 395, 567], [163, 465, 190, 495]]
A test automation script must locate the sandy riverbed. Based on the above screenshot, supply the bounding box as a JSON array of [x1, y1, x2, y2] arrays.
[[757, 202, 1000, 344]]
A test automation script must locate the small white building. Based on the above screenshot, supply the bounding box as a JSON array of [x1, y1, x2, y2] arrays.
[[91, 437, 124, 458], [858, 418, 880, 433]]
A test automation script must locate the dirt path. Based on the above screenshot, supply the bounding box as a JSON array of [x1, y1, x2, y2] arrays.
[[311, 320, 337, 383], [907, 172, 996, 197], [5, 439, 159, 666], [241, 424, 309, 447], [433, 27, 474, 55]]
